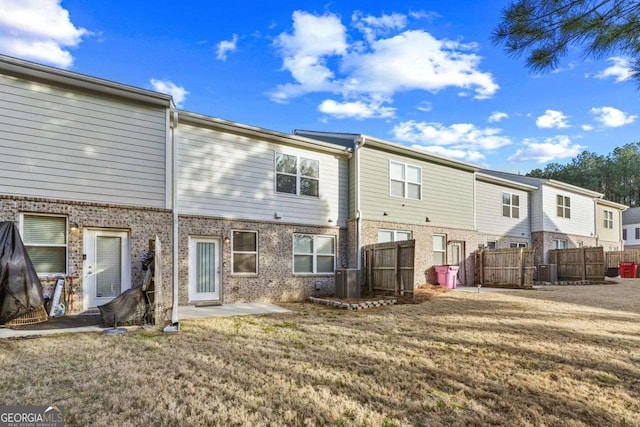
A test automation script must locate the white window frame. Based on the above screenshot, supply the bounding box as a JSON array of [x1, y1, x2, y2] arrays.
[[378, 229, 412, 243], [604, 210, 613, 229], [509, 242, 527, 248], [274, 153, 320, 198], [20, 213, 68, 275], [553, 239, 568, 249], [433, 234, 446, 266], [389, 160, 422, 200], [486, 240, 497, 249], [502, 192, 520, 218], [231, 230, 258, 275], [292, 234, 336, 275], [557, 195, 571, 218]]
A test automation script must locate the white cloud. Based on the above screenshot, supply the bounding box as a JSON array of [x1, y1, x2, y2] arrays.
[[536, 109, 570, 129], [581, 124, 594, 131], [318, 98, 396, 119], [0, 0, 88, 68], [392, 120, 512, 151], [590, 106, 637, 127], [150, 79, 189, 108], [216, 34, 238, 61], [416, 101, 433, 112], [488, 111, 508, 123], [270, 10, 498, 113], [412, 145, 485, 163], [594, 57, 633, 83], [508, 136, 584, 163]]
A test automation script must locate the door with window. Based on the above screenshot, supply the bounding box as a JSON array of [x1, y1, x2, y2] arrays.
[[188, 237, 221, 302], [83, 229, 130, 309], [448, 241, 465, 285]]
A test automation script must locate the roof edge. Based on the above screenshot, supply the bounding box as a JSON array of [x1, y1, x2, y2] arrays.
[[0, 54, 173, 107]]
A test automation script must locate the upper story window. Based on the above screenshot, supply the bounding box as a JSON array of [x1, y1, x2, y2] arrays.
[[557, 195, 571, 218], [623, 229, 627, 240], [275, 153, 319, 197], [636, 227, 640, 239], [378, 229, 412, 243], [389, 161, 421, 200], [232, 230, 258, 274], [603, 210, 613, 229], [502, 192, 520, 218], [21, 213, 67, 275]]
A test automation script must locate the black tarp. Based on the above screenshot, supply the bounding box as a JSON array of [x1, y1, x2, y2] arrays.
[[0, 221, 44, 324]]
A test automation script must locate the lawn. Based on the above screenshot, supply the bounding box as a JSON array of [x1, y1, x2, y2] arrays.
[[1, 282, 639, 426]]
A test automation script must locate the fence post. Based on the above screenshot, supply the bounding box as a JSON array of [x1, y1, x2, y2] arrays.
[[581, 247, 586, 281], [395, 243, 401, 295], [519, 247, 525, 287]]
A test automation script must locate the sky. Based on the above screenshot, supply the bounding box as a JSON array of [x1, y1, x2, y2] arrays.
[[0, 0, 637, 173]]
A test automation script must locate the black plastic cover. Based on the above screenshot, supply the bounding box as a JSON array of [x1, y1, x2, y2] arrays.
[[0, 221, 44, 324]]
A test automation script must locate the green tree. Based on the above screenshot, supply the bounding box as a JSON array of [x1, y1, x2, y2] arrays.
[[493, 0, 640, 82]]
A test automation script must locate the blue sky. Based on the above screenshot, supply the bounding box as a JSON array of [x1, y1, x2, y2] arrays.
[[0, 0, 637, 173]]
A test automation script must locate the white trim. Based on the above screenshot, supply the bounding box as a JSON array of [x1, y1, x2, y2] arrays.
[[388, 160, 422, 200], [188, 236, 222, 302], [82, 228, 131, 309], [292, 233, 336, 275], [19, 212, 68, 276], [231, 230, 259, 275], [378, 229, 412, 243]]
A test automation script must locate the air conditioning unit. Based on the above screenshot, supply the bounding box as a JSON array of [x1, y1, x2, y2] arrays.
[[536, 264, 558, 284], [335, 269, 361, 298]]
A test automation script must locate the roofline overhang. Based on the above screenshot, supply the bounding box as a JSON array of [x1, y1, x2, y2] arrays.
[[359, 134, 480, 172], [546, 179, 603, 198], [179, 111, 353, 157], [596, 198, 628, 210], [0, 54, 173, 108], [475, 172, 538, 191]]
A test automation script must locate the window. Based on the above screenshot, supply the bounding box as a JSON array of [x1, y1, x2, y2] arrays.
[[293, 234, 335, 274], [433, 234, 446, 265], [232, 231, 258, 274], [21, 214, 67, 275], [510, 242, 527, 248], [378, 229, 412, 243], [389, 161, 421, 200], [623, 229, 627, 240], [275, 153, 319, 197], [553, 239, 568, 249], [557, 195, 570, 218], [502, 192, 520, 218], [636, 228, 640, 240], [486, 241, 497, 249], [604, 210, 613, 229]]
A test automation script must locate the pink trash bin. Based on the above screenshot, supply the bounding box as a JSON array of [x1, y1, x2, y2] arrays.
[[435, 265, 460, 289]]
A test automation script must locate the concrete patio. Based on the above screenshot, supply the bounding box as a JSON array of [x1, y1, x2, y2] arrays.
[[0, 302, 291, 339]]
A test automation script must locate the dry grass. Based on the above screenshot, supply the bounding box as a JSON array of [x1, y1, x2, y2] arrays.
[[1, 282, 640, 426]]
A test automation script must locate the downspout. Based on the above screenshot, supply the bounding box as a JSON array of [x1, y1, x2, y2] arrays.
[[164, 109, 180, 333], [355, 136, 366, 270], [593, 197, 599, 247]]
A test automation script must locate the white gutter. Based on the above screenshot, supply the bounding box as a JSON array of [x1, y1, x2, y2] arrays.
[[355, 136, 365, 269], [164, 110, 180, 333], [593, 197, 600, 246]]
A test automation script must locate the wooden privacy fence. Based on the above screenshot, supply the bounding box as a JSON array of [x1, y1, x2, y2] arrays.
[[604, 249, 640, 268], [362, 240, 415, 296], [475, 248, 535, 287], [549, 247, 604, 281]]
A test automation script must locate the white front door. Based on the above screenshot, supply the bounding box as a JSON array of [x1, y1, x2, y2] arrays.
[[83, 229, 131, 309], [188, 237, 221, 302]]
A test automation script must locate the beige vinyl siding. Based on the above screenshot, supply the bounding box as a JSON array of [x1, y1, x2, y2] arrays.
[[476, 180, 530, 237], [596, 205, 620, 242], [539, 185, 595, 235], [359, 148, 474, 228], [0, 74, 167, 207], [177, 123, 348, 226]]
